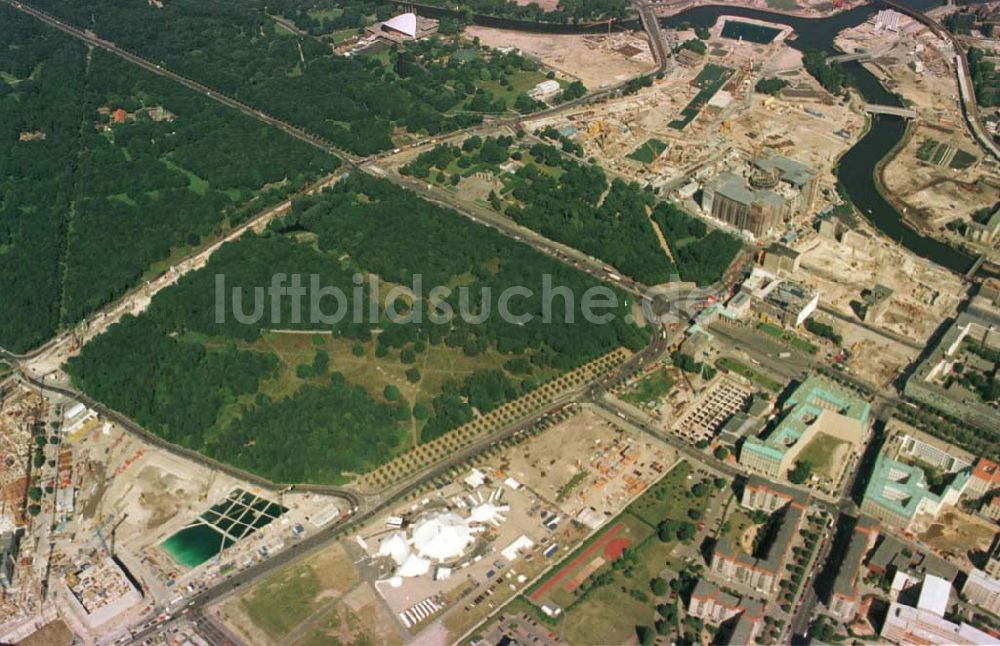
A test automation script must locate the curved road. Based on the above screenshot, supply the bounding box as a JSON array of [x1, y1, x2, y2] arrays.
[[879, 0, 999, 161]]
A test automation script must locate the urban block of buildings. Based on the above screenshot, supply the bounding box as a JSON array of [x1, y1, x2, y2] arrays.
[[741, 267, 820, 328], [739, 375, 869, 480], [687, 580, 764, 644], [867, 534, 959, 585], [760, 242, 802, 274], [856, 284, 894, 324], [966, 207, 1000, 245], [962, 568, 1000, 617], [984, 535, 1000, 579], [709, 477, 807, 594], [860, 455, 970, 532], [63, 555, 144, 629], [700, 149, 818, 238], [881, 572, 999, 645], [828, 515, 880, 622], [896, 429, 974, 475], [968, 457, 1000, 499], [904, 291, 1000, 433]]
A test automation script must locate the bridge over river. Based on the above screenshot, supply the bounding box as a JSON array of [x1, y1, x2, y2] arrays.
[[864, 103, 917, 119]]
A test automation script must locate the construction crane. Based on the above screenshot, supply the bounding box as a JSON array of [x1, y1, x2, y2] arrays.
[[95, 512, 128, 557]]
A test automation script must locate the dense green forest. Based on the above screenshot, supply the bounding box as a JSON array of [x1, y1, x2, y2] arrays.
[[67, 174, 647, 483], [416, 0, 629, 24], [404, 135, 675, 284], [27, 0, 559, 154], [504, 144, 675, 285], [802, 49, 849, 96], [0, 7, 338, 352], [651, 203, 742, 286], [968, 47, 998, 108], [754, 77, 788, 95], [401, 136, 741, 286], [268, 0, 392, 36]]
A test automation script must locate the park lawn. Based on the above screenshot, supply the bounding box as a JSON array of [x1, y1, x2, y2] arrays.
[[240, 543, 359, 639], [201, 329, 519, 452], [549, 478, 700, 642], [559, 572, 657, 645], [161, 158, 211, 195], [626, 461, 710, 528], [721, 506, 754, 545], [716, 357, 784, 392], [524, 461, 723, 643], [756, 322, 818, 355], [329, 28, 360, 44], [537, 512, 654, 610], [245, 331, 515, 408], [241, 566, 320, 638], [474, 70, 553, 110], [621, 368, 675, 406], [796, 432, 848, 477], [293, 606, 343, 646], [307, 7, 344, 20]]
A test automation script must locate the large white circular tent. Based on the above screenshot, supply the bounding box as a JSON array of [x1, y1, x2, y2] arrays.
[[410, 512, 474, 563]]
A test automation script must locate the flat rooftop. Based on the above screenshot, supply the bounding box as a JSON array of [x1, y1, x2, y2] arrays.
[[743, 375, 869, 462], [863, 456, 970, 523]]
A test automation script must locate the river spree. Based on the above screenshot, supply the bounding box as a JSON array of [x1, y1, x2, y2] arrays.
[[660, 1, 978, 275]]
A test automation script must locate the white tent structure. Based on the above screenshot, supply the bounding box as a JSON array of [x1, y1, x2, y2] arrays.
[[397, 553, 431, 578], [411, 512, 474, 562], [378, 531, 411, 566], [468, 502, 508, 526], [382, 12, 417, 37], [375, 481, 511, 579]]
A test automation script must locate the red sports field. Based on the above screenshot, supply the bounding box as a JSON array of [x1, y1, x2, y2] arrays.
[[530, 523, 627, 601]]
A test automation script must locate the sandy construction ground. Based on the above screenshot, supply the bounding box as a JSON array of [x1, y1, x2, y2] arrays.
[[916, 507, 998, 570], [792, 234, 964, 343], [464, 26, 655, 88], [501, 407, 676, 518], [836, 12, 1000, 256]]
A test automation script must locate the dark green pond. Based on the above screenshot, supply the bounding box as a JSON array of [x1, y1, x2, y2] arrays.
[[161, 488, 288, 568], [720, 20, 781, 44]]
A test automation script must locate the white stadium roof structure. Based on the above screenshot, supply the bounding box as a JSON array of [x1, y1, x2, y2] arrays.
[[382, 12, 417, 37]]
